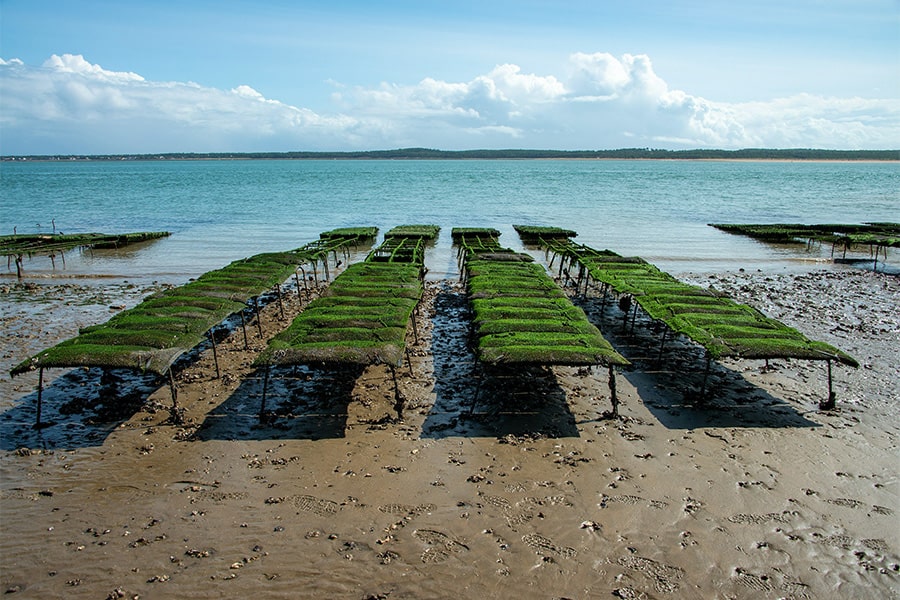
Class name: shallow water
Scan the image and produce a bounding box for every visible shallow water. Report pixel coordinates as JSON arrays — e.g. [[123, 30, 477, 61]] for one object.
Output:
[[3, 159, 898, 283]]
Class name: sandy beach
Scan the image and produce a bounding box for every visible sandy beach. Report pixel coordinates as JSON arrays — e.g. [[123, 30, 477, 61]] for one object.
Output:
[[1, 265, 898, 599]]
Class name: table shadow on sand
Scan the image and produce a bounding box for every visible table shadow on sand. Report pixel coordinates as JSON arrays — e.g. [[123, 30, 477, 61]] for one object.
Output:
[[574, 296, 822, 429], [193, 364, 365, 441], [0, 367, 163, 450], [421, 287, 580, 439]]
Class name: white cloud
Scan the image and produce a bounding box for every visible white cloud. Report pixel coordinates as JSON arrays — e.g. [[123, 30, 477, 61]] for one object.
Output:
[[1, 54, 364, 152], [42, 53, 144, 82], [568, 52, 651, 99], [0, 52, 896, 154], [231, 85, 265, 100]]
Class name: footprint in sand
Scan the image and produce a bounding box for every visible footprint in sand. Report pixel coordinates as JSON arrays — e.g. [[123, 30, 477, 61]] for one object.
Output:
[[505, 511, 534, 530], [470, 490, 577, 532], [616, 555, 684, 594], [522, 533, 577, 559], [603, 494, 644, 504], [413, 528, 469, 563], [612, 586, 650, 599], [196, 490, 248, 503], [378, 503, 437, 517], [818, 533, 855, 550], [288, 494, 340, 516], [862, 538, 891, 554], [521, 495, 574, 509], [733, 567, 774, 593], [825, 497, 864, 509], [733, 567, 811, 598], [726, 511, 792, 525], [599, 494, 670, 510], [479, 493, 513, 512]]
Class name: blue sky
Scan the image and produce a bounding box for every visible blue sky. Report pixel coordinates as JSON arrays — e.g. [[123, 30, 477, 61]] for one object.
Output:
[[1, 0, 898, 154]]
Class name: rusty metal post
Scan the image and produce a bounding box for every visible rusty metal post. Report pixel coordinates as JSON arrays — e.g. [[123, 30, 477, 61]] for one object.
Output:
[[34, 367, 44, 428], [209, 329, 220, 379]]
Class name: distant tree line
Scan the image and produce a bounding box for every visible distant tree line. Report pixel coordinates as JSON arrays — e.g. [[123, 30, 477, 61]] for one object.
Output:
[[3, 147, 898, 161]]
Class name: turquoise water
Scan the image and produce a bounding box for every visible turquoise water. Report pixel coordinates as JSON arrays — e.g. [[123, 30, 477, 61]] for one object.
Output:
[[2, 159, 898, 281]]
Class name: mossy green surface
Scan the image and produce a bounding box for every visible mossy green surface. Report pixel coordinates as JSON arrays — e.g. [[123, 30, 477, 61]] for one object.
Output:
[[534, 234, 858, 367], [710, 223, 900, 249], [384, 224, 441, 240], [513, 225, 578, 245], [319, 227, 379, 241], [258, 226, 436, 368], [456, 233, 627, 367], [10, 235, 364, 376], [451, 228, 501, 242], [1, 231, 171, 256]]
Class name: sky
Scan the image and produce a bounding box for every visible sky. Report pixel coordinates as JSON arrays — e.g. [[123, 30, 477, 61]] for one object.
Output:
[[1, 0, 898, 154]]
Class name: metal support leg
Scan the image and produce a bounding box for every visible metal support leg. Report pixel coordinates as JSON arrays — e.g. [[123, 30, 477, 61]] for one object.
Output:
[[656, 328, 668, 365], [34, 367, 44, 429], [168, 368, 178, 405], [391, 366, 404, 420], [254, 298, 263, 338], [608, 363, 618, 418], [209, 329, 220, 379], [630, 303, 639, 333], [820, 360, 836, 410], [299, 266, 310, 299], [168, 368, 182, 424], [240, 310, 249, 350], [405, 347, 414, 377], [276, 284, 285, 320]]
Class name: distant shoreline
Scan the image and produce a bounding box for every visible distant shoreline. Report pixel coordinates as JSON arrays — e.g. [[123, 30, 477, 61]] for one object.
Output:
[[2, 147, 898, 162]]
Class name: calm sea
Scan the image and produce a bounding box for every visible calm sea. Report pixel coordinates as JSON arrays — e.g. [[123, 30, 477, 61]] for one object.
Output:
[[2, 159, 898, 281]]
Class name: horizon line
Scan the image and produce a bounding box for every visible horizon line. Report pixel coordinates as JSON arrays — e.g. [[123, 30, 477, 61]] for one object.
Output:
[[2, 147, 898, 161]]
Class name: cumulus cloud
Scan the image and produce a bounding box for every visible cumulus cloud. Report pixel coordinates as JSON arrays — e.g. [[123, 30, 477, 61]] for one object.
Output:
[[42, 53, 144, 82], [333, 52, 899, 150], [0, 52, 896, 154], [567, 52, 665, 100], [0, 53, 367, 153]]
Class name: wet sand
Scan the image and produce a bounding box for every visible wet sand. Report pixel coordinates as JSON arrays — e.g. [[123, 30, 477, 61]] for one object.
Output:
[[1, 267, 898, 599]]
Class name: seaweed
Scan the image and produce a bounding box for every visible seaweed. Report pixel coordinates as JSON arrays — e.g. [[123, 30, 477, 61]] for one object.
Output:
[[512, 225, 578, 245], [0, 231, 171, 256], [257, 226, 436, 368], [456, 230, 627, 368], [319, 227, 379, 242], [384, 224, 441, 240], [10, 235, 358, 377], [1, 231, 172, 278], [526, 230, 858, 368], [709, 223, 900, 271]]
